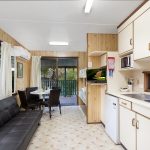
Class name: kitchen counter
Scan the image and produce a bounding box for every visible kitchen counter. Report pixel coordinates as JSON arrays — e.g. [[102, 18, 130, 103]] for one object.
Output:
[[106, 91, 150, 109]]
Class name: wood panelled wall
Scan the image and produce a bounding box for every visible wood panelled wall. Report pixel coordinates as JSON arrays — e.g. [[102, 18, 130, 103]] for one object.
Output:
[[31, 51, 87, 69], [0, 28, 30, 93]]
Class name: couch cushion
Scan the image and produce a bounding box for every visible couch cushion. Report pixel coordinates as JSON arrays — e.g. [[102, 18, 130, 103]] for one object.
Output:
[[0, 110, 42, 150], [0, 96, 19, 127], [0, 131, 28, 150], [4, 110, 42, 126]]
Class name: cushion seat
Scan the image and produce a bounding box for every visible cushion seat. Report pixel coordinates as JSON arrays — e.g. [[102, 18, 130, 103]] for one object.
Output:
[[0, 132, 28, 150], [0, 96, 42, 150]]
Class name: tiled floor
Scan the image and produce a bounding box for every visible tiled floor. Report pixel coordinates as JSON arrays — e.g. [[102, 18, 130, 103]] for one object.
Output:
[[27, 106, 123, 150]]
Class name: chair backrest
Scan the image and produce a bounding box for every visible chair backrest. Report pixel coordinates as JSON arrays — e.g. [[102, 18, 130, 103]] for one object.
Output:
[[52, 87, 61, 93], [26, 87, 38, 103], [49, 89, 61, 106], [18, 90, 28, 109], [52, 86, 61, 90]]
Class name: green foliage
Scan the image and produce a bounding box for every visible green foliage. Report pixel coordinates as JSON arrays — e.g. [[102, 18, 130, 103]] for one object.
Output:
[[66, 68, 77, 80], [41, 67, 49, 78]]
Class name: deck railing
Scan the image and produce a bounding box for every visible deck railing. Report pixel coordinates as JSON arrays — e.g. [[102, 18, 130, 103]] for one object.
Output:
[[41, 79, 77, 96]]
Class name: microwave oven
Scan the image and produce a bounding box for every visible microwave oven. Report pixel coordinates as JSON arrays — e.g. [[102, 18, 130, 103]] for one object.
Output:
[[121, 54, 133, 68]]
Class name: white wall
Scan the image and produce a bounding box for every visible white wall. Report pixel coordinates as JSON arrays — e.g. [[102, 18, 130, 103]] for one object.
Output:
[[107, 52, 127, 93], [120, 69, 150, 93]]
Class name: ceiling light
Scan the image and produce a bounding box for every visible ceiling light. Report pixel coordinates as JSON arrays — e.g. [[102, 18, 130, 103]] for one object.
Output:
[[49, 41, 69, 46], [85, 0, 94, 13]]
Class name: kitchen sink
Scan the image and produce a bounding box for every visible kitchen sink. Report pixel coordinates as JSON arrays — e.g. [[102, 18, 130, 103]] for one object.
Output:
[[123, 94, 150, 102]]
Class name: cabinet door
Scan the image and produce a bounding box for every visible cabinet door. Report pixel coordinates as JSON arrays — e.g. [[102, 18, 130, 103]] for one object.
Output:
[[137, 114, 150, 150], [87, 33, 118, 52], [87, 33, 99, 53], [120, 106, 136, 150], [134, 9, 150, 60], [118, 23, 133, 54], [87, 84, 101, 123]]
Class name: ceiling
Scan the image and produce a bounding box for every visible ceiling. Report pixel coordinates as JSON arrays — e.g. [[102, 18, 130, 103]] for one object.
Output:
[[0, 0, 143, 52]]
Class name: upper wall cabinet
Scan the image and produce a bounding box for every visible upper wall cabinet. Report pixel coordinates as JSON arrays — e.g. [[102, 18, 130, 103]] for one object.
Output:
[[87, 33, 118, 53], [134, 8, 150, 60], [118, 23, 134, 55]]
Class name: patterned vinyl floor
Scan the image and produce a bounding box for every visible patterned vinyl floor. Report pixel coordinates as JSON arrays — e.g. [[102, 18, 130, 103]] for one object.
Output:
[[27, 106, 123, 150]]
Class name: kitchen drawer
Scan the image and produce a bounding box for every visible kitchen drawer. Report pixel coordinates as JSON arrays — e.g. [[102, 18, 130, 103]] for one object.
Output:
[[132, 103, 150, 119], [119, 99, 132, 110]]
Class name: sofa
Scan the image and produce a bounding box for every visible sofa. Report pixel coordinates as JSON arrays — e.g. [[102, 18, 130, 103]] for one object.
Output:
[[0, 96, 42, 150]]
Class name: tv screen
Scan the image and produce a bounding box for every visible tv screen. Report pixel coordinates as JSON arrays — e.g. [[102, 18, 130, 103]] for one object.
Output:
[[86, 67, 107, 83]]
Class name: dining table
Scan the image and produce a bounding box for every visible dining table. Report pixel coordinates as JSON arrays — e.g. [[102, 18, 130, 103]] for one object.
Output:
[[30, 89, 51, 101], [30, 88, 59, 113]]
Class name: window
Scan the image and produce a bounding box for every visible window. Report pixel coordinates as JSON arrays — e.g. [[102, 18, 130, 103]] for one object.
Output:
[[0, 42, 1, 68], [11, 56, 16, 93], [0, 44, 16, 93], [0, 43, 1, 97], [143, 72, 150, 92]]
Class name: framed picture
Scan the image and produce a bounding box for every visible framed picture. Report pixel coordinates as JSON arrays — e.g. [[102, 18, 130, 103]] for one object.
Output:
[[17, 62, 23, 78]]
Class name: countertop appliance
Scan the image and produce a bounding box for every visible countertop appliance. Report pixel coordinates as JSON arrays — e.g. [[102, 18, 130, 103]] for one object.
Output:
[[121, 53, 133, 68], [105, 94, 120, 144]]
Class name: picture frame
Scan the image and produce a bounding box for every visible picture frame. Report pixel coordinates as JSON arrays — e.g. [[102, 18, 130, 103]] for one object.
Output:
[[17, 62, 23, 78]]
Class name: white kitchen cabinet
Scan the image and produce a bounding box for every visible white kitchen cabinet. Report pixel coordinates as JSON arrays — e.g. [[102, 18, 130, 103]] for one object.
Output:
[[120, 106, 136, 150], [137, 114, 150, 150], [134, 8, 150, 60], [120, 100, 150, 150], [118, 23, 133, 54]]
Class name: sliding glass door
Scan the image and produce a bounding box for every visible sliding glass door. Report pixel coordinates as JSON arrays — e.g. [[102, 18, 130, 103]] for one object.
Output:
[[41, 57, 77, 98]]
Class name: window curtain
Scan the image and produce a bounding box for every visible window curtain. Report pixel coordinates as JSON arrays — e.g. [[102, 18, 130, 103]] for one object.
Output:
[[0, 42, 12, 99], [30, 56, 41, 89]]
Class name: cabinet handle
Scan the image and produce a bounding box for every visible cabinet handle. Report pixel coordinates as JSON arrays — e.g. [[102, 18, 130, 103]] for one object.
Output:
[[130, 39, 133, 45], [121, 102, 127, 106], [136, 120, 139, 129], [132, 118, 136, 127], [149, 43, 150, 50]]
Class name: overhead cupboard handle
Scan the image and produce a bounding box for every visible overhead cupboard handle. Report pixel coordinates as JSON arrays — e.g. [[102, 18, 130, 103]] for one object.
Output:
[[132, 118, 136, 127], [136, 120, 139, 129], [149, 43, 150, 50], [130, 38, 133, 45]]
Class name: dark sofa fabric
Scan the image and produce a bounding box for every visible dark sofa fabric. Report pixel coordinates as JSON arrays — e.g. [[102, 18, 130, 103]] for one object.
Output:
[[0, 96, 42, 150]]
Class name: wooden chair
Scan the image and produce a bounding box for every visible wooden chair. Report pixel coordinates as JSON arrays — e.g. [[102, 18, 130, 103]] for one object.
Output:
[[18, 90, 40, 110], [26, 87, 39, 103], [18, 90, 28, 109], [43, 89, 61, 118]]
